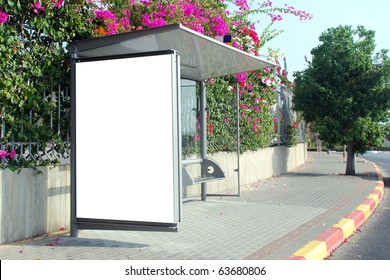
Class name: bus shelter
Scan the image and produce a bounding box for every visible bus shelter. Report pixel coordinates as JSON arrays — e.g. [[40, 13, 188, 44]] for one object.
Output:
[[69, 24, 274, 236]]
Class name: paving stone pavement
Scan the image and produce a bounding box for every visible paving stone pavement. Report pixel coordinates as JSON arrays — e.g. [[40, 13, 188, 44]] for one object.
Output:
[[0, 152, 379, 260]]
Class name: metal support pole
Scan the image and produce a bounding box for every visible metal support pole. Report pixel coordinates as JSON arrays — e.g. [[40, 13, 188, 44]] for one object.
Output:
[[236, 83, 241, 196], [200, 81, 207, 201], [70, 49, 79, 237]]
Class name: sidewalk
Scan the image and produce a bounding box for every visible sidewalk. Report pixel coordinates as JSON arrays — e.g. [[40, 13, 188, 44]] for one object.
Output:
[[0, 152, 383, 260]]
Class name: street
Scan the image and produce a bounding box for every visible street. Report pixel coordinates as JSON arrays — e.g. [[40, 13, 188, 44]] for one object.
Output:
[[330, 151, 390, 260]]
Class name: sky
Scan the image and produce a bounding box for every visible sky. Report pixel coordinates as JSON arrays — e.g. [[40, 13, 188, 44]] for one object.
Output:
[[254, 0, 390, 80]]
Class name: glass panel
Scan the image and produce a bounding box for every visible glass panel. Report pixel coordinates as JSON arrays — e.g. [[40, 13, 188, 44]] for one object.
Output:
[[207, 85, 240, 195], [181, 79, 201, 160]]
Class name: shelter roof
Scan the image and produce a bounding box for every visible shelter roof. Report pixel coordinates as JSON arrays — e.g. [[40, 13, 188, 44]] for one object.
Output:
[[69, 24, 275, 81]]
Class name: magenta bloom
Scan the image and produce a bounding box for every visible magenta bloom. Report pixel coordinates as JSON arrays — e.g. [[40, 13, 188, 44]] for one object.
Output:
[[235, 0, 250, 11], [141, 14, 167, 28], [31, 1, 45, 14], [211, 16, 229, 36], [183, 3, 195, 17], [235, 72, 247, 83], [0, 11, 9, 24], [140, 0, 151, 6], [0, 149, 16, 159], [52, 0, 64, 8], [0, 150, 7, 159], [95, 9, 116, 20], [253, 106, 261, 113], [9, 150, 16, 159], [270, 14, 282, 22]]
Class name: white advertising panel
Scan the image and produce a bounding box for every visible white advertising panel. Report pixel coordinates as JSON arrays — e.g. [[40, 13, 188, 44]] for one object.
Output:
[[75, 53, 180, 224]]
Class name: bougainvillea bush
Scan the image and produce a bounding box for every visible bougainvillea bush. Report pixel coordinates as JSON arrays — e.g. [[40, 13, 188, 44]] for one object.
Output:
[[0, 0, 311, 167]]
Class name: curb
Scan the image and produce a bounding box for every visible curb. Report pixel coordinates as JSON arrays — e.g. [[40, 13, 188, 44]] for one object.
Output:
[[288, 163, 385, 260]]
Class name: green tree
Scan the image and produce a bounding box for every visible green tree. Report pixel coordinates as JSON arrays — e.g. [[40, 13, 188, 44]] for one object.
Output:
[[294, 25, 390, 175]]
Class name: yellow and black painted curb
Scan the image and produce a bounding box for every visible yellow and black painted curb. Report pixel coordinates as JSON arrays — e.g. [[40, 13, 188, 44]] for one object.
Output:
[[288, 163, 385, 260]]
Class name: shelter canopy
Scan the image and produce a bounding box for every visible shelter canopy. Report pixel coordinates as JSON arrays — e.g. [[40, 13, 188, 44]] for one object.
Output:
[[69, 24, 275, 81]]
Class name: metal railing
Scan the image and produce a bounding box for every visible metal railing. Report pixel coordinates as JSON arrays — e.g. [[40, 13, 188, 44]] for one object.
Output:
[[1, 82, 70, 166]]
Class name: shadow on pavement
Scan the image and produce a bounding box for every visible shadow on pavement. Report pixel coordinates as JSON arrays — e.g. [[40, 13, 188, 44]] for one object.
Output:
[[21, 235, 149, 249]]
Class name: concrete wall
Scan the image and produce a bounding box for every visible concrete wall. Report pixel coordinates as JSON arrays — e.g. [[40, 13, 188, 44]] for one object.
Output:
[[184, 143, 307, 197], [0, 143, 306, 244], [0, 165, 70, 244]]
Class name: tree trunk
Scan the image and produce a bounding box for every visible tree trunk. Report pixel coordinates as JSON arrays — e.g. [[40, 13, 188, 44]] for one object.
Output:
[[343, 145, 346, 158], [346, 141, 356, 175]]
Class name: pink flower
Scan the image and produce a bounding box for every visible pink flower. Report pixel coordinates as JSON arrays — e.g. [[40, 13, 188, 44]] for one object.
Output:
[[224, 118, 230, 123], [122, 8, 131, 17], [168, 4, 177, 14], [252, 106, 261, 113], [52, 0, 64, 8], [0, 149, 16, 159], [232, 20, 243, 27], [185, 21, 204, 34], [183, 3, 195, 17], [140, 0, 151, 6], [193, 134, 200, 141], [211, 15, 229, 36], [9, 150, 16, 159], [31, 1, 45, 14], [232, 41, 243, 50], [270, 14, 282, 22], [0, 150, 7, 159], [106, 22, 118, 35], [263, 0, 273, 7], [95, 10, 116, 20], [235, 72, 247, 83], [235, 0, 250, 11], [0, 11, 9, 24], [120, 17, 130, 28], [141, 14, 167, 28]]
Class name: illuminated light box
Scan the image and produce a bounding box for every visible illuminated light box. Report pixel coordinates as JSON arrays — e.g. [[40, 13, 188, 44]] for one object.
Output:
[[72, 51, 181, 233]]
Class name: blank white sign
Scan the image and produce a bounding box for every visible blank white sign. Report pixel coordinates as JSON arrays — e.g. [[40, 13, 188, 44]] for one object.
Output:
[[75, 53, 179, 224]]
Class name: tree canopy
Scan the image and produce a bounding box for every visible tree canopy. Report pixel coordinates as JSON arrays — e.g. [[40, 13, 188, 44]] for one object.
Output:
[[294, 25, 390, 175]]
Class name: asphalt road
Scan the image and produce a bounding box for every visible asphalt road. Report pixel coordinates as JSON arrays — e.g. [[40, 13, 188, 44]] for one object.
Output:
[[330, 151, 390, 260]]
